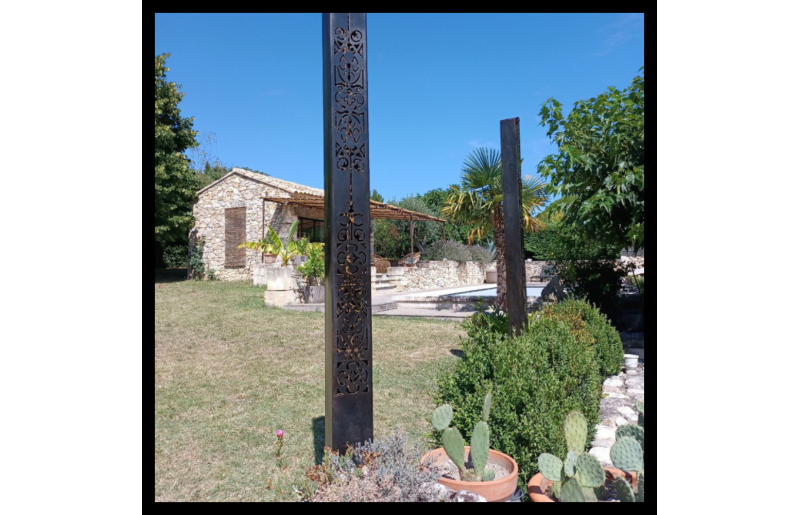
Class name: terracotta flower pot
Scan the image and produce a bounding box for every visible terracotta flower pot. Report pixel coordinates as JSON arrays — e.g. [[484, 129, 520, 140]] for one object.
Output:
[[421, 446, 519, 502], [262, 254, 277, 264], [527, 467, 637, 502]]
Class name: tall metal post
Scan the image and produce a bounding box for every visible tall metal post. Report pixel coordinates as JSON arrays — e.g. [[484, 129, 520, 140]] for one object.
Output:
[[323, 12, 373, 452], [500, 117, 526, 336]]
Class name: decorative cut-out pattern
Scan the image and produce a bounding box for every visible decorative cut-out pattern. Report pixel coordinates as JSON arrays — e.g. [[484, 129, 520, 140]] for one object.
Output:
[[332, 21, 371, 395]]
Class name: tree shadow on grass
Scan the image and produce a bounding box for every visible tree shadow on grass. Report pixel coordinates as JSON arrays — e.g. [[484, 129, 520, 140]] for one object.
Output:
[[312, 416, 325, 464], [449, 349, 463, 358], [155, 268, 188, 283]]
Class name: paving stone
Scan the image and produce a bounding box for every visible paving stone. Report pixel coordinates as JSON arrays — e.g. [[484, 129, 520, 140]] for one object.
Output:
[[615, 417, 629, 427], [595, 425, 616, 440], [617, 406, 636, 417], [604, 377, 624, 388], [589, 447, 611, 466], [604, 392, 629, 399], [591, 438, 616, 448], [627, 388, 644, 394]]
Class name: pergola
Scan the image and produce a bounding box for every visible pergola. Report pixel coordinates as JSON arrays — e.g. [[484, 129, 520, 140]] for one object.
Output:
[[262, 191, 447, 257]]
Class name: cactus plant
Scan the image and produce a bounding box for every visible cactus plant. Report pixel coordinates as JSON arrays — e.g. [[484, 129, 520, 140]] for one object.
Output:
[[610, 410, 645, 502], [537, 411, 607, 501], [430, 393, 494, 482]]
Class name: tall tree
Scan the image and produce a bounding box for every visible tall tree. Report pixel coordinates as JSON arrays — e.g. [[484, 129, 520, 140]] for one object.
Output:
[[537, 68, 644, 251], [155, 53, 198, 245], [443, 148, 548, 310]]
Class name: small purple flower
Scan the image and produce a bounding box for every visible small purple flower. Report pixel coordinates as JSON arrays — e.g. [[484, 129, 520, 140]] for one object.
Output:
[[276, 430, 284, 438]]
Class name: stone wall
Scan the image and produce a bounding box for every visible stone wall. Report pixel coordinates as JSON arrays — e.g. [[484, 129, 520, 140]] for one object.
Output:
[[192, 171, 321, 281], [388, 261, 489, 292]]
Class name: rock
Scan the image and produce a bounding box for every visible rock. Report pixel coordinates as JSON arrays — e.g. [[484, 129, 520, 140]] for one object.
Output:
[[589, 446, 611, 466], [603, 377, 624, 388], [615, 417, 629, 427], [594, 425, 616, 440], [448, 489, 487, 502], [617, 406, 636, 417], [627, 388, 644, 395], [604, 392, 628, 399], [541, 276, 565, 302]]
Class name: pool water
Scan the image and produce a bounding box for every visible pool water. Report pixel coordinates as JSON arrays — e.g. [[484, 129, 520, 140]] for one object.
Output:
[[449, 286, 544, 298]]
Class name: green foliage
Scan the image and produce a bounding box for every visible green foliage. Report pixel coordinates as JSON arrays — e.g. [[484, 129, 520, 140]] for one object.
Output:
[[442, 147, 548, 310], [616, 425, 644, 451], [431, 393, 494, 482], [188, 237, 206, 279], [614, 476, 636, 502], [532, 221, 625, 316], [462, 304, 509, 339], [610, 437, 643, 473], [542, 298, 624, 377], [538, 68, 645, 252], [431, 405, 453, 431], [536, 411, 605, 501], [564, 411, 588, 455], [468, 245, 493, 263], [162, 243, 188, 268], [636, 400, 645, 428], [441, 428, 467, 476], [195, 162, 230, 189], [155, 53, 199, 246], [523, 221, 560, 260], [370, 189, 384, 203], [425, 240, 472, 262], [420, 187, 476, 244], [436, 317, 602, 488], [297, 242, 325, 285], [239, 221, 301, 266]]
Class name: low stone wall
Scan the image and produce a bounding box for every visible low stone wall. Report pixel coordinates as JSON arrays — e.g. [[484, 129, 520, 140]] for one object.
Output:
[[525, 260, 550, 282], [388, 261, 489, 292]]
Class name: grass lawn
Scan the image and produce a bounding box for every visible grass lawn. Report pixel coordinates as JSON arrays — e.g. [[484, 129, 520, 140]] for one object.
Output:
[[155, 278, 464, 501]]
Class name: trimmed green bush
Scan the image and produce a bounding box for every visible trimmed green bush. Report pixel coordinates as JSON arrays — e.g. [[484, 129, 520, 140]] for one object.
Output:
[[435, 316, 602, 488], [542, 298, 624, 377]]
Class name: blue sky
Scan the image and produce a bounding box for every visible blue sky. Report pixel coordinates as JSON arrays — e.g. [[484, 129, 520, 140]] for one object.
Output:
[[154, 13, 644, 200]]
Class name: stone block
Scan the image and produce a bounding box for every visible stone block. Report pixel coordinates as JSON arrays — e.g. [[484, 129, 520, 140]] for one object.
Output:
[[264, 289, 297, 307], [263, 266, 298, 291]]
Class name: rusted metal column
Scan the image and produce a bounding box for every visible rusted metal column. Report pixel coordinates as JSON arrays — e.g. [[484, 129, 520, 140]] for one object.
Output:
[[500, 117, 526, 336], [323, 12, 373, 452], [410, 221, 414, 258]]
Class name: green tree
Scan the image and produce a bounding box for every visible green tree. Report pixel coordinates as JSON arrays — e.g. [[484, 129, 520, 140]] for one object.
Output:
[[421, 187, 477, 244], [537, 68, 644, 251], [155, 53, 198, 246], [370, 189, 384, 203], [195, 162, 230, 189], [443, 148, 548, 310]]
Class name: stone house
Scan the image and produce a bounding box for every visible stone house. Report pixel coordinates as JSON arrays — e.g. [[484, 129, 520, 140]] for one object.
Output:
[[191, 168, 326, 281], [191, 167, 447, 281]]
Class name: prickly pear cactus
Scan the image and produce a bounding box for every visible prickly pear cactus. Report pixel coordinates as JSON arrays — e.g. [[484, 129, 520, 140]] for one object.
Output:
[[470, 421, 490, 478], [481, 392, 492, 423], [576, 453, 605, 488], [482, 469, 495, 481], [637, 471, 644, 502], [432, 404, 453, 431], [442, 427, 466, 474], [564, 450, 577, 478], [610, 436, 644, 473], [560, 477, 586, 502], [616, 424, 644, 450], [614, 476, 636, 502], [538, 453, 564, 482], [564, 411, 588, 455]]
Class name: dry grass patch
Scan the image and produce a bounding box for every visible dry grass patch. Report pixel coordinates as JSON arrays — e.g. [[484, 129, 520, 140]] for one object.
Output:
[[155, 280, 463, 501]]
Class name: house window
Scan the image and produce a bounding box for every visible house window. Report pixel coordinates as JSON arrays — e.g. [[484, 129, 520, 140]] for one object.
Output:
[[225, 207, 247, 268], [298, 217, 324, 243]]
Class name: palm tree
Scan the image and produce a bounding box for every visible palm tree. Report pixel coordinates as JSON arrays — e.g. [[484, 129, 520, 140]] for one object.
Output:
[[442, 147, 548, 310]]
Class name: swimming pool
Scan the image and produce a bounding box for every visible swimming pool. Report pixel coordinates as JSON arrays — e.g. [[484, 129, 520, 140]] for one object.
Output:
[[448, 286, 544, 298]]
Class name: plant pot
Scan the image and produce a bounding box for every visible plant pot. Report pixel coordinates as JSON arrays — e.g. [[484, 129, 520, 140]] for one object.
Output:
[[624, 353, 640, 371], [304, 285, 325, 303], [262, 254, 277, 264], [421, 446, 518, 502], [527, 467, 637, 502]]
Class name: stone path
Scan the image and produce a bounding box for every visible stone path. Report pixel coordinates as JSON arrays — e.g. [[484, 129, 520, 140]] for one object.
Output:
[[588, 364, 645, 466]]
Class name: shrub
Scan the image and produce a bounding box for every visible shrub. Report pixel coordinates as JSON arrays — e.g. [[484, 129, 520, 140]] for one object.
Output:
[[188, 237, 206, 279], [162, 243, 188, 268], [300, 432, 446, 502], [552, 259, 625, 317], [468, 245, 493, 263], [435, 316, 602, 488], [426, 240, 472, 262], [540, 298, 624, 377]]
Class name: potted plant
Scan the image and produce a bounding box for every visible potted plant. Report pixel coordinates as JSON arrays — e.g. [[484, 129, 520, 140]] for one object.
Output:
[[297, 242, 325, 303], [528, 404, 644, 502], [421, 394, 519, 502], [239, 220, 302, 267]]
